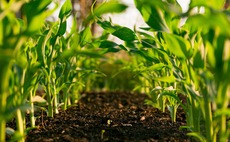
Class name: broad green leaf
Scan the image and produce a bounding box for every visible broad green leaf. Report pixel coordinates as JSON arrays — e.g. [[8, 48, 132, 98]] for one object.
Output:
[[214, 35, 226, 73], [99, 40, 118, 48], [59, 0, 72, 20], [79, 27, 92, 47], [23, 0, 53, 33], [112, 27, 136, 42], [99, 40, 120, 53], [206, 42, 215, 68], [153, 75, 176, 83], [97, 20, 117, 33], [94, 0, 127, 16], [118, 44, 129, 51], [188, 66, 199, 90], [190, 0, 225, 9], [60, 49, 103, 59], [97, 20, 136, 41], [214, 108, 230, 118], [139, 63, 165, 72], [193, 50, 204, 68], [135, 50, 160, 63], [85, 0, 127, 23], [134, 0, 169, 32], [163, 33, 191, 59], [187, 132, 206, 142], [57, 20, 67, 36], [186, 13, 230, 36]]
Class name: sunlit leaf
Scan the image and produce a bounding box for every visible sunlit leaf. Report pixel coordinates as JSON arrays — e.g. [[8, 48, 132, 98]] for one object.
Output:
[[94, 0, 127, 16], [153, 75, 176, 83], [190, 0, 225, 9], [57, 20, 67, 36], [163, 33, 191, 59], [134, 0, 169, 32], [112, 27, 136, 42], [85, 0, 127, 23], [59, 0, 72, 20], [193, 50, 204, 68], [23, 0, 53, 33], [99, 40, 118, 48], [79, 27, 92, 47], [187, 132, 206, 142]]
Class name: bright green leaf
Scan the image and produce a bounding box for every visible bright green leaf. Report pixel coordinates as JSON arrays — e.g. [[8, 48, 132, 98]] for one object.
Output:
[[163, 33, 191, 59], [112, 27, 136, 42], [193, 50, 204, 68], [57, 20, 67, 36], [134, 0, 169, 32], [153, 75, 176, 83], [59, 0, 72, 20]]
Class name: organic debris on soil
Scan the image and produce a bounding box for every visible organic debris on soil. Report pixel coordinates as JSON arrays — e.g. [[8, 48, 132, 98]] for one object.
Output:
[[24, 92, 189, 141]]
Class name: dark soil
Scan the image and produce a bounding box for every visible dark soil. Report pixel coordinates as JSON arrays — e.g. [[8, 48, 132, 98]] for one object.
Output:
[[16, 92, 190, 141]]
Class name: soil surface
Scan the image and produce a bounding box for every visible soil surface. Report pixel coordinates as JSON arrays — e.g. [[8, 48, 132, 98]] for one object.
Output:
[[13, 92, 190, 141]]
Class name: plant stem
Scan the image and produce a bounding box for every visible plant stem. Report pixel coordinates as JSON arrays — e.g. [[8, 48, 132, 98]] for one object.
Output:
[[47, 83, 53, 117], [16, 109, 25, 142], [203, 93, 214, 142], [0, 61, 12, 142], [217, 83, 228, 142], [29, 90, 35, 127]]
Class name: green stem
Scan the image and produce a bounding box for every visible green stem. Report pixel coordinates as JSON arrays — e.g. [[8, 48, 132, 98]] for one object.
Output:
[[0, 62, 12, 142], [29, 90, 35, 127], [47, 83, 53, 117], [63, 89, 68, 110], [53, 85, 59, 114], [217, 83, 228, 142], [16, 109, 25, 142], [203, 93, 214, 142], [0, 120, 6, 142]]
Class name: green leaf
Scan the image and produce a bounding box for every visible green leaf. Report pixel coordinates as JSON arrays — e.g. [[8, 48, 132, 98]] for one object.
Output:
[[79, 27, 92, 47], [134, 0, 169, 32], [97, 20, 136, 42], [60, 49, 103, 59], [57, 20, 67, 36], [99, 40, 120, 53], [112, 27, 136, 42], [187, 132, 206, 142], [214, 108, 230, 118], [163, 33, 191, 59], [190, 0, 225, 10], [193, 50, 204, 68], [148, 63, 166, 71], [85, 0, 127, 23], [153, 75, 176, 83], [23, 0, 53, 33], [99, 40, 118, 48], [97, 20, 117, 33], [59, 0, 72, 20], [94, 0, 127, 16]]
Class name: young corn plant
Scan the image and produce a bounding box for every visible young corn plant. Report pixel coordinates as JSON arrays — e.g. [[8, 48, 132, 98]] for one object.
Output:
[[0, 0, 128, 141], [132, 0, 230, 141], [0, 0, 53, 141], [97, 0, 230, 141]]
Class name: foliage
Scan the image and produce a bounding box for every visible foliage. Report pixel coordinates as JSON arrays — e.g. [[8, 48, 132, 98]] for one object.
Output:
[[1, 0, 230, 142]]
